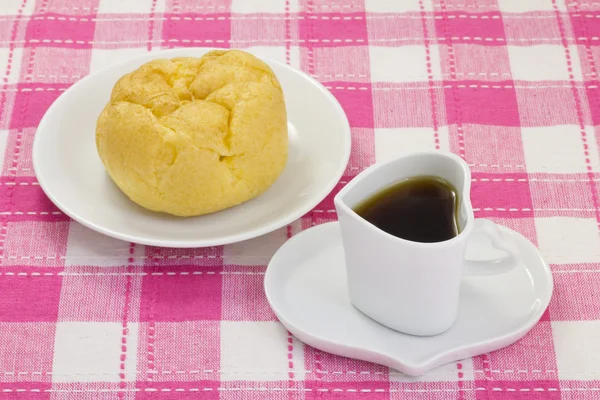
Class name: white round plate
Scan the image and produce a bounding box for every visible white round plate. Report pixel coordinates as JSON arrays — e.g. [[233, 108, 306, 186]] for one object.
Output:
[[265, 222, 553, 377], [32, 48, 351, 248]]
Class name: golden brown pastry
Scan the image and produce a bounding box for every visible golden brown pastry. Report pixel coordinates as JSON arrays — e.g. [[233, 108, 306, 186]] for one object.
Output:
[[95, 50, 288, 217]]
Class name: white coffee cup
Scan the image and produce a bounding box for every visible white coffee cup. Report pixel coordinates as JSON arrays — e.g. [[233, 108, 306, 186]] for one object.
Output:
[[334, 151, 519, 336]]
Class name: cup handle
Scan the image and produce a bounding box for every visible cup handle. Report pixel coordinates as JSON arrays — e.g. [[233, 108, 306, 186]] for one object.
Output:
[[463, 218, 520, 276]]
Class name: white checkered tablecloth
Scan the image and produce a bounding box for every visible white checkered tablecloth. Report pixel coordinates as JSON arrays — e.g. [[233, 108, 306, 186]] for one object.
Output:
[[1, 0, 600, 398]]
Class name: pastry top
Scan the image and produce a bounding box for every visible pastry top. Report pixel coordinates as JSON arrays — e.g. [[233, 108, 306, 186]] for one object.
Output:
[[95, 50, 288, 217]]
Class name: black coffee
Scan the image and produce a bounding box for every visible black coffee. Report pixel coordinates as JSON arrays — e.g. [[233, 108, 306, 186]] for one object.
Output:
[[353, 176, 459, 243]]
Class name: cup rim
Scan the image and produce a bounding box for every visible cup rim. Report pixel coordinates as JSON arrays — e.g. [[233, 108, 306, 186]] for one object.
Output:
[[334, 150, 475, 247]]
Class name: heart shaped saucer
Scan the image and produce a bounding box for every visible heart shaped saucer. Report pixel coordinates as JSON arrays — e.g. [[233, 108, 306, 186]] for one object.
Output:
[[264, 221, 553, 376]]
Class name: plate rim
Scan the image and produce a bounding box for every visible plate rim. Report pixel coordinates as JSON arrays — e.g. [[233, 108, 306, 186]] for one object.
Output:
[[32, 48, 352, 248], [264, 221, 554, 376]]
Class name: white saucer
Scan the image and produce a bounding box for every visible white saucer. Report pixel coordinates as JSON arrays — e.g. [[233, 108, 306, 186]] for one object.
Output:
[[32, 48, 351, 248], [265, 221, 553, 377]]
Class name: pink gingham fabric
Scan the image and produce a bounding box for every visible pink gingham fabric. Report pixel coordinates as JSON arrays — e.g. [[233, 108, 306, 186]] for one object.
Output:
[[1, 0, 600, 398]]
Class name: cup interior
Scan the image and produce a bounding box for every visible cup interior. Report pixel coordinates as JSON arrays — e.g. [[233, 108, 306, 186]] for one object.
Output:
[[336, 152, 473, 235]]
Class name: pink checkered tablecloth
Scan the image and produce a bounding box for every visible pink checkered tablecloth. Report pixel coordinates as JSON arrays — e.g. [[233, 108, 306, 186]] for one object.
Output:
[[1, 0, 600, 398]]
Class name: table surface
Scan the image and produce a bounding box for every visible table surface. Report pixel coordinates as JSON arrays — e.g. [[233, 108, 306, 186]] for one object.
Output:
[[1, 0, 600, 398]]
